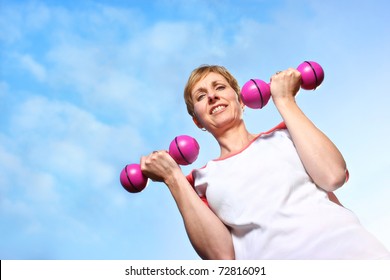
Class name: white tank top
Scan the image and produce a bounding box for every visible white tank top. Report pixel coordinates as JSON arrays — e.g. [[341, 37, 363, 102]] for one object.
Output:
[[190, 124, 390, 259]]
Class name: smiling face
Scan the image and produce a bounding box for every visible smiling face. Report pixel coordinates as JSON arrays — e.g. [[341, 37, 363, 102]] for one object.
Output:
[[191, 72, 244, 135]]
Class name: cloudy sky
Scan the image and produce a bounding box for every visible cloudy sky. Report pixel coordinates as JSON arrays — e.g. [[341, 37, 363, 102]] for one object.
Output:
[[1, 0, 389, 260]]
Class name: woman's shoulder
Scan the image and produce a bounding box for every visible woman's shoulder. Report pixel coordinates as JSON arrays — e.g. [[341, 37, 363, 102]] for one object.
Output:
[[256, 122, 287, 137], [252, 122, 288, 141]]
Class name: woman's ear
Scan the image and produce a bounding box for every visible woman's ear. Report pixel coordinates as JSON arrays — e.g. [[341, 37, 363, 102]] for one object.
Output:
[[192, 114, 204, 129], [239, 98, 245, 111], [237, 91, 245, 110]]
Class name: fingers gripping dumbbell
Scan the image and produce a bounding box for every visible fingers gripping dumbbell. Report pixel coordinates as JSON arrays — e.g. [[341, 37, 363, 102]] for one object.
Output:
[[240, 61, 325, 109], [119, 135, 200, 193]]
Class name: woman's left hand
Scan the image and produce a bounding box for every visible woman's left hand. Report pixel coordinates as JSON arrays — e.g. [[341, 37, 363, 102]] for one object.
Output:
[[269, 68, 301, 105]]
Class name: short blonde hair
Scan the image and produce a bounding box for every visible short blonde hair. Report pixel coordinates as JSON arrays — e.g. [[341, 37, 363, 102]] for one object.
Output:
[[183, 65, 241, 117]]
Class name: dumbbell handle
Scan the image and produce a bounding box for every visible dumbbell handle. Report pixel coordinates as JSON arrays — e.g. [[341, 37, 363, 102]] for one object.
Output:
[[241, 61, 325, 109]]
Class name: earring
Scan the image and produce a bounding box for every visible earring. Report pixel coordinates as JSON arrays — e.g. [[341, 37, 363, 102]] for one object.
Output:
[[201, 128, 207, 132]]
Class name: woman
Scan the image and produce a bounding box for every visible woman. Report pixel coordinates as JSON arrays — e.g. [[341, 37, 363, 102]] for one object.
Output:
[[140, 65, 390, 260]]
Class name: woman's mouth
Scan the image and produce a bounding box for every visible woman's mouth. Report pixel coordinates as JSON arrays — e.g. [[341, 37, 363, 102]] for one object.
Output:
[[210, 105, 227, 115]]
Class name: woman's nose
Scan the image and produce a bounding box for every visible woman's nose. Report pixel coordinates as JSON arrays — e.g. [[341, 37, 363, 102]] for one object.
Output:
[[207, 90, 219, 103]]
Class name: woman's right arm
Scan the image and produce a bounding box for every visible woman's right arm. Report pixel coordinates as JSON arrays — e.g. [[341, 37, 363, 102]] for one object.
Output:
[[165, 171, 235, 260], [140, 151, 235, 260]]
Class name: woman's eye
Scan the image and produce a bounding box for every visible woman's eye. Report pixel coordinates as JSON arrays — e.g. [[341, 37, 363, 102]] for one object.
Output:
[[216, 85, 226, 91], [197, 94, 206, 101]]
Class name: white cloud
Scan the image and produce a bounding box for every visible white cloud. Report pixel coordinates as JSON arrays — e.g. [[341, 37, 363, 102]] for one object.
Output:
[[4, 93, 145, 200], [0, 145, 21, 191], [17, 53, 47, 82], [0, 91, 150, 257], [0, 143, 60, 234], [1, 0, 389, 259], [10, 94, 145, 169]]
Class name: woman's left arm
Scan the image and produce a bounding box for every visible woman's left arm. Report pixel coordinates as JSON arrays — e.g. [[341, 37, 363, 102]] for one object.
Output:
[[271, 68, 347, 192]]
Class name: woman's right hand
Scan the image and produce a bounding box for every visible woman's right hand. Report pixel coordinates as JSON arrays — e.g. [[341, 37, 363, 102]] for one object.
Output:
[[140, 150, 181, 184]]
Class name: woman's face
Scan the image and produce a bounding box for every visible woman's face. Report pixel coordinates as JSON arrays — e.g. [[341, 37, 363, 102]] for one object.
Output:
[[191, 72, 244, 134]]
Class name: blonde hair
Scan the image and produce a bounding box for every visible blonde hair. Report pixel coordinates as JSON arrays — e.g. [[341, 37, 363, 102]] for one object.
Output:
[[183, 65, 241, 117]]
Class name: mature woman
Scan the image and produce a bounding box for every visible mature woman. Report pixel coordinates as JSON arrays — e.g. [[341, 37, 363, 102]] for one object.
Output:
[[140, 65, 389, 260]]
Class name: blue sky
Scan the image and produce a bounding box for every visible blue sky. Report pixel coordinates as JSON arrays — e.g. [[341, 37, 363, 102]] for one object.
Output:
[[0, 0, 389, 260]]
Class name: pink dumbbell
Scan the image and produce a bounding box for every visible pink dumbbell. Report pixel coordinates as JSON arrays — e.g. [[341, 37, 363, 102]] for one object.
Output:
[[119, 135, 200, 193], [240, 61, 325, 109]]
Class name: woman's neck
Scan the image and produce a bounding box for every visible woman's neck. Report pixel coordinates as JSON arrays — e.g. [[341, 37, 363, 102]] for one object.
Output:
[[213, 122, 257, 159]]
